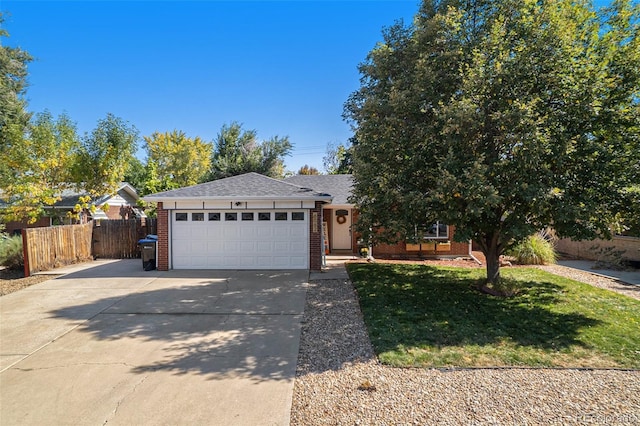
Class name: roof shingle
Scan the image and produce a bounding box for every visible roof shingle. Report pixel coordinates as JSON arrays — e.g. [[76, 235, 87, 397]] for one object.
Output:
[[284, 174, 353, 205], [145, 172, 332, 201]]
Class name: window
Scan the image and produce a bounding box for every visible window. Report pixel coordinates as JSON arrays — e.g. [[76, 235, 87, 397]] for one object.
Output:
[[192, 213, 204, 221], [242, 212, 254, 221], [176, 213, 188, 221], [420, 221, 448, 239], [258, 212, 271, 221], [275, 212, 287, 221], [292, 212, 304, 221], [225, 212, 237, 221], [208, 212, 221, 221]]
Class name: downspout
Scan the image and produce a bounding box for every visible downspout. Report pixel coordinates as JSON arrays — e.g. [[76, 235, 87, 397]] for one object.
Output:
[[468, 240, 482, 265]]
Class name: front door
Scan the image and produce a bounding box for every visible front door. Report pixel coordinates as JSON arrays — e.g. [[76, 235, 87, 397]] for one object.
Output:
[[331, 210, 352, 250]]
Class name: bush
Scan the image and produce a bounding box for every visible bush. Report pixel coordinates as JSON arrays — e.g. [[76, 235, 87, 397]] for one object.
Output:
[[0, 235, 24, 270], [507, 233, 556, 265]]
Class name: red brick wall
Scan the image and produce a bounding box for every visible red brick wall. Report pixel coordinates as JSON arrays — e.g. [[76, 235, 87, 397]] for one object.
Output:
[[371, 226, 471, 259], [156, 202, 169, 271], [4, 217, 51, 235], [309, 202, 323, 271], [100, 204, 136, 220]]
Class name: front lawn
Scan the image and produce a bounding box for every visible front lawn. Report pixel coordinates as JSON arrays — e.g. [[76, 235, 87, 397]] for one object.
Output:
[[347, 263, 640, 368]]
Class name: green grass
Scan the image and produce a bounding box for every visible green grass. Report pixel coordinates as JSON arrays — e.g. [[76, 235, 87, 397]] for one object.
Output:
[[347, 263, 640, 368]]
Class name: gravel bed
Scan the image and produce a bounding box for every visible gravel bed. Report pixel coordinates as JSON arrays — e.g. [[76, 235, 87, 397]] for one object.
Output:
[[291, 276, 640, 425], [0, 269, 59, 296]]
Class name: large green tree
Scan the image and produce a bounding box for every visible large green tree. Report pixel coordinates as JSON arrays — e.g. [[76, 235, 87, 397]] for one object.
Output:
[[73, 113, 138, 197], [345, 0, 639, 289], [0, 14, 33, 198], [144, 130, 211, 188], [208, 122, 292, 180]]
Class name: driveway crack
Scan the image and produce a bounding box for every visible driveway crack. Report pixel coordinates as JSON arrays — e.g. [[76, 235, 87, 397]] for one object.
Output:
[[103, 373, 151, 425]]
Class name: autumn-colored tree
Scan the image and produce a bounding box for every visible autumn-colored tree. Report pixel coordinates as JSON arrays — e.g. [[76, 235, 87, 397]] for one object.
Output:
[[144, 130, 211, 188], [1, 111, 80, 222], [297, 164, 320, 175]]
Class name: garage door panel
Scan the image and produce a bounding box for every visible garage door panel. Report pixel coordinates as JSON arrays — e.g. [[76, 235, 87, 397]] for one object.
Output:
[[172, 210, 309, 269], [223, 240, 240, 252], [240, 227, 257, 238], [256, 227, 272, 238], [207, 228, 223, 238], [290, 241, 306, 252], [240, 241, 256, 252], [290, 226, 306, 237]]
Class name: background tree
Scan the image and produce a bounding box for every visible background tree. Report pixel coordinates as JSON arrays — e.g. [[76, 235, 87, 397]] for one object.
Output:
[[144, 130, 211, 188], [1, 111, 80, 222], [323, 141, 353, 174], [0, 14, 32, 139], [0, 14, 33, 204], [345, 0, 639, 290], [208, 122, 292, 180], [72, 113, 138, 197], [297, 164, 320, 175]]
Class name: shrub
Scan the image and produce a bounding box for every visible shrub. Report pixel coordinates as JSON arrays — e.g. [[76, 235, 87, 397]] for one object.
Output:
[[0, 235, 24, 270], [507, 233, 556, 265]]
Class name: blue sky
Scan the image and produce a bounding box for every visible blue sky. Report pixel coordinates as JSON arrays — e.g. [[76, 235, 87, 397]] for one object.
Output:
[[2, 0, 419, 173]]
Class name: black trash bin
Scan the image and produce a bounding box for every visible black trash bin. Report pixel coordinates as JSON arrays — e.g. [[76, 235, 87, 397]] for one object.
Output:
[[138, 236, 157, 271]]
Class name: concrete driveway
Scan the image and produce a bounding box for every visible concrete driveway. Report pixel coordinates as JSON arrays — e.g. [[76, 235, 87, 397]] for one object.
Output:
[[0, 260, 308, 425]]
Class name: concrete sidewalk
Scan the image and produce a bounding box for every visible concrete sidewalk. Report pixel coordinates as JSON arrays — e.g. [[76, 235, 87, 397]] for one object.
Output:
[[557, 260, 640, 286], [1, 260, 308, 425]]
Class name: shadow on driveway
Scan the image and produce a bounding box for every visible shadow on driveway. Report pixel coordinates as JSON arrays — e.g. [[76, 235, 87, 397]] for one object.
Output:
[[1, 260, 308, 425]]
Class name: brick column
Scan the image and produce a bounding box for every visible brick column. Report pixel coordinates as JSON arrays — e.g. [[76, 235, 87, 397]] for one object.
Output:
[[156, 202, 169, 271], [309, 201, 323, 271]]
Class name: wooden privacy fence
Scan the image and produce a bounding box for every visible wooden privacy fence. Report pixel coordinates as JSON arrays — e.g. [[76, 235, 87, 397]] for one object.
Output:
[[22, 219, 157, 276], [22, 222, 93, 276], [92, 219, 156, 259]]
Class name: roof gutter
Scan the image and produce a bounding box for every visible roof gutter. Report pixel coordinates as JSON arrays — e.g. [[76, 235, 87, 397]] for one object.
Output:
[[143, 195, 333, 203]]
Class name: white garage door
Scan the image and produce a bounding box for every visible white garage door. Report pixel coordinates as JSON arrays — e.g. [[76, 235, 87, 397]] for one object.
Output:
[[171, 210, 309, 269]]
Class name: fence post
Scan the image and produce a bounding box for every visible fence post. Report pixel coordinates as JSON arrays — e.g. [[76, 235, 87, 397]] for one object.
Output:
[[21, 228, 30, 278]]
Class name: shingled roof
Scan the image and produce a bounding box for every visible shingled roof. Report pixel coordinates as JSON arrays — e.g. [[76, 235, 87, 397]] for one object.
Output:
[[144, 172, 333, 201], [284, 174, 353, 205]]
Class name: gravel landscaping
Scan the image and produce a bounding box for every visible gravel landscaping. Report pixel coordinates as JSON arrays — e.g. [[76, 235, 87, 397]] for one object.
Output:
[[291, 265, 640, 425], [0, 268, 59, 296]]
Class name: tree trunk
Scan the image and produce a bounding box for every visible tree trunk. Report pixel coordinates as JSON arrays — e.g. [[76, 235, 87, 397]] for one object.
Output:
[[479, 232, 502, 288], [485, 247, 501, 285]]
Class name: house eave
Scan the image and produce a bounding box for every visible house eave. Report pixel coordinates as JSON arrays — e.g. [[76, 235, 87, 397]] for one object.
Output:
[[143, 195, 333, 204]]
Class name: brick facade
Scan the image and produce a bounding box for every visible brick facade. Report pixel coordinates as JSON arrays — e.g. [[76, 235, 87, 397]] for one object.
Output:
[[309, 202, 323, 271], [323, 207, 471, 259], [4, 217, 51, 236], [372, 238, 470, 258], [156, 202, 169, 271]]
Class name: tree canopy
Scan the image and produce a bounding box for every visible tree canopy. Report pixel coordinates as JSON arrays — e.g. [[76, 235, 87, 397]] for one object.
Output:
[[297, 164, 320, 175], [323, 141, 353, 174], [1, 111, 79, 222], [144, 130, 211, 188], [72, 113, 138, 197], [208, 122, 292, 180], [345, 0, 640, 288]]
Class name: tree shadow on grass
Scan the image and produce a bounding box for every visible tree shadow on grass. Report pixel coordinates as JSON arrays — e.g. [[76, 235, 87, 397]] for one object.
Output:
[[348, 264, 602, 356]]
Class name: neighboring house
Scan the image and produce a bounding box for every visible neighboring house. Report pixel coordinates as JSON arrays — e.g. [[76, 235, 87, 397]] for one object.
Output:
[[284, 174, 471, 259], [144, 172, 471, 272], [2, 183, 145, 235]]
